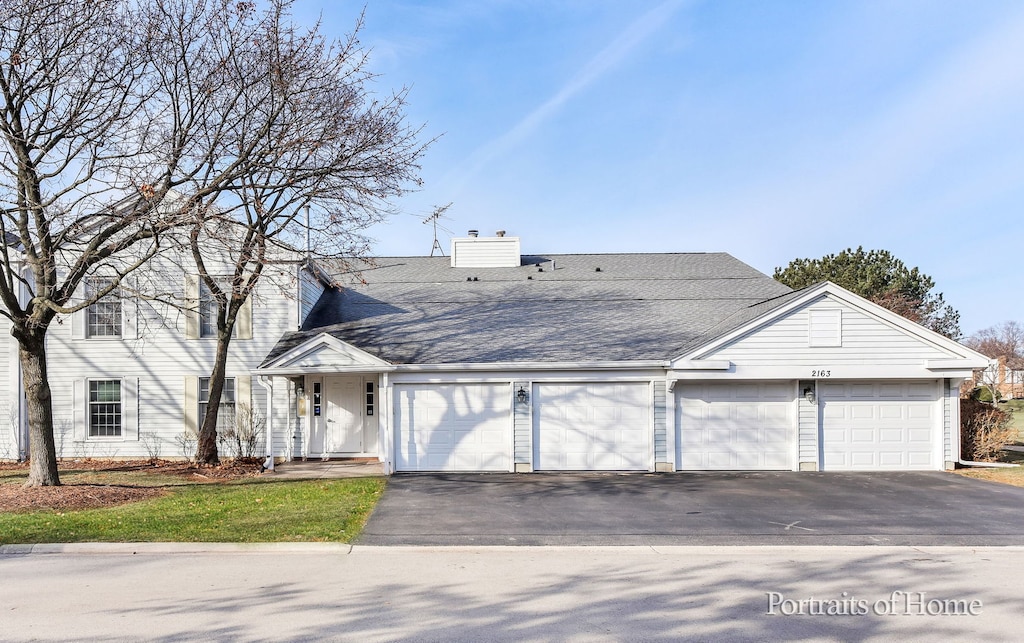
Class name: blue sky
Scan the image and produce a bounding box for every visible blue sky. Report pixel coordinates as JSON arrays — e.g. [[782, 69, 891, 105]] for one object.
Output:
[[299, 0, 1024, 337]]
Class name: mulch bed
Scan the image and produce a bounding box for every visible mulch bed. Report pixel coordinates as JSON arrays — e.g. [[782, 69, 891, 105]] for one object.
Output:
[[0, 459, 263, 513]]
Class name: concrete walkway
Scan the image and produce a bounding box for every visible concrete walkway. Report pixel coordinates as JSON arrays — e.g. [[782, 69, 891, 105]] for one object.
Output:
[[262, 459, 384, 479]]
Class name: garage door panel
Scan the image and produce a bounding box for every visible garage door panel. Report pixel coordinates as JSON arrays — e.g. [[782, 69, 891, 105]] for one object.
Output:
[[677, 383, 796, 471], [534, 382, 650, 471], [819, 381, 939, 471], [395, 384, 511, 472]]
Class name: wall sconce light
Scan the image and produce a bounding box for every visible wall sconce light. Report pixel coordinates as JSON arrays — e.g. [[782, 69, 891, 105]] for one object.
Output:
[[803, 387, 815, 404], [296, 386, 305, 398], [516, 386, 529, 404]]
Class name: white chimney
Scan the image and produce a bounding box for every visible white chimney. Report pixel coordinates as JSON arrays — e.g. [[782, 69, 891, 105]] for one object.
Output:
[[450, 231, 521, 268]]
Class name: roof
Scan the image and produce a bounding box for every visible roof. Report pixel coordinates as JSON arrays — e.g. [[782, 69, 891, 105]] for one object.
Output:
[[261, 252, 793, 366]]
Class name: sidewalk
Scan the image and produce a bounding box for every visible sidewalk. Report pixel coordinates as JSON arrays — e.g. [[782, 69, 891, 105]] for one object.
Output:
[[261, 459, 385, 479]]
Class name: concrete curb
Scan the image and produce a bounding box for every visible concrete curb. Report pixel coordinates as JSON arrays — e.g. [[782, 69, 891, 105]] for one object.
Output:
[[4, 543, 1024, 555], [0, 542, 353, 555]]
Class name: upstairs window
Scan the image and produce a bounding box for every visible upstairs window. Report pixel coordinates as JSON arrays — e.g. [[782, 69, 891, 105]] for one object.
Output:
[[199, 280, 218, 338], [86, 278, 122, 338]]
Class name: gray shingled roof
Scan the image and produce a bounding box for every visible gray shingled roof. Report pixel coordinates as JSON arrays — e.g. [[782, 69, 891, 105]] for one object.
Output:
[[260, 253, 793, 366]]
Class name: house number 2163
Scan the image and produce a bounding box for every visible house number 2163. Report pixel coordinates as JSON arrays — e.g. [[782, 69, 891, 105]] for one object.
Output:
[[811, 370, 831, 378]]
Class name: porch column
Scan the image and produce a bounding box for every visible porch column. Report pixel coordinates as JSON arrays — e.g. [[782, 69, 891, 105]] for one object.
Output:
[[260, 375, 275, 471]]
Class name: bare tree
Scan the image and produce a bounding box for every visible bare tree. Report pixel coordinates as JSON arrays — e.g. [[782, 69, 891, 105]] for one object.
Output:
[[0, 0, 188, 486], [0, 0, 423, 483], [965, 321, 1024, 400], [175, 2, 427, 464]]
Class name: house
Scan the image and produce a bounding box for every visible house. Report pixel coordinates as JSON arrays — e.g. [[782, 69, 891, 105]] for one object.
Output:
[[0, 232, 988, 472], [969, 356, 1024, 400]]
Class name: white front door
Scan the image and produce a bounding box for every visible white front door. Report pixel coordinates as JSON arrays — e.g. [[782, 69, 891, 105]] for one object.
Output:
[[309, 377, 363, 456], [533, 382, 650, 471]]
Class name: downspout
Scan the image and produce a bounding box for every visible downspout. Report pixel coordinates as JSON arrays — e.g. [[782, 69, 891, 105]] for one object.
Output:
[[260, 375, 274, 471]]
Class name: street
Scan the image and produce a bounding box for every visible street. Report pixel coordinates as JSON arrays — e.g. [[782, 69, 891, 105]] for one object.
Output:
[[2, 544, 1021, 641]]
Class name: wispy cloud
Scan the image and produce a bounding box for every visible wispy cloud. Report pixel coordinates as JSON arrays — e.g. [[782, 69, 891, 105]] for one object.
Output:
[[443, 0, 689, 191]]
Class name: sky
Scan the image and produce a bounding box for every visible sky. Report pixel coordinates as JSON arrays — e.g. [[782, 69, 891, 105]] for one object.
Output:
[[296, 0, 1024, 337]]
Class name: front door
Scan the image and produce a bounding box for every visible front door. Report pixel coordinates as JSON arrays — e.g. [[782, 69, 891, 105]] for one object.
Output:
[[309, 377, 363, 456]]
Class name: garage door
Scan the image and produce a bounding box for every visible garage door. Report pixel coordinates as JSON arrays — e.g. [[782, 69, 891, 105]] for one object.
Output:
[[819, 381, 938, 471], [394, 383, 511, 472], [534, 383, 650, 470], [677, 382, 795, 470]]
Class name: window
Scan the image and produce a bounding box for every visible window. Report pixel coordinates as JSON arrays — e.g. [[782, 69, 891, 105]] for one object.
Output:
[[313, 381, 322, 417], [86, 278, 121, 338], [89, 380, 122, 437], [199, 280, 218, 338], [365, 382, 374, 416], [199, 377, 235, 432]]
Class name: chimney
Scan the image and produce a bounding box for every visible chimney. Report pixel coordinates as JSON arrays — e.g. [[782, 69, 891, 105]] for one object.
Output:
[[467, 229, 479, 237]]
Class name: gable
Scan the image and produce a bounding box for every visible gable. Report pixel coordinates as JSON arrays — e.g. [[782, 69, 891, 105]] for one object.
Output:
[[693, 294, 959, 365], [258, 333, 391, 374], [668, 280, 991, 384]]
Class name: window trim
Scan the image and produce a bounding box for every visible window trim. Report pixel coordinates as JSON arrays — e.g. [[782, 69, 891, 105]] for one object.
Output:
[[85, 277, 123, 339], [87, 378, 123, 439], [198, 376, 237, 432]]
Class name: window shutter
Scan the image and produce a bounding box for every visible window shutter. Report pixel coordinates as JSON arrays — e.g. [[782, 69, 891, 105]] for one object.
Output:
[[236, 295, 253, 340], [73, 379, 86, 441], [184, 375, 198, 434], [237, 375, 252, 408], [71, 283, 85, 340], [122, 282, 139, 340], [123, 377, 139, 441], [184, 275, 199, 339]]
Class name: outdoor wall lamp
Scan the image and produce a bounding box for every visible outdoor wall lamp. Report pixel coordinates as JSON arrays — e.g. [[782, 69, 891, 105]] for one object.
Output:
[[803, 387, 815, 404], [516, 386, 529, 404]]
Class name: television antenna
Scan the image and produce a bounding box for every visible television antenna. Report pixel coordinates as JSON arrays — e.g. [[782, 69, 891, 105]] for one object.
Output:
[[423, 203, 453, 256]]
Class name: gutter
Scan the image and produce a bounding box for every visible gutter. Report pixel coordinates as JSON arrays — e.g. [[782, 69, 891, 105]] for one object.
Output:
[[957, 459, 1019, 468]]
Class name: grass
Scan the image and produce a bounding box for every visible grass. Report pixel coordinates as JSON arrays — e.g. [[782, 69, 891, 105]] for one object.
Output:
[[955, 446, 1024, 488], [997, 399, 1024, 442], [0, 477, 386, 544]]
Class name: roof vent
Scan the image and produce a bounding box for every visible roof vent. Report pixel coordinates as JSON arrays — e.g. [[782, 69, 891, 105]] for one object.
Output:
[[495, 230, 505, 237], [467, 229, 479, 237]]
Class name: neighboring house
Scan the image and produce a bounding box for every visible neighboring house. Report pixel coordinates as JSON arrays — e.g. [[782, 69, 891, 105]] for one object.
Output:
[[0, 232, 989, 473], [969, 356, 1024, 400]]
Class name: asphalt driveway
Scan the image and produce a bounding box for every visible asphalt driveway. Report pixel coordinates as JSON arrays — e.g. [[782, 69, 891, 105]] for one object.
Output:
[[358, 471, 1024, 546]]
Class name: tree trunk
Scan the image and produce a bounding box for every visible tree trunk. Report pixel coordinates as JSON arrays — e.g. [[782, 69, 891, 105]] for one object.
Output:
[[21, 334, 60, 487], [194, 322, 235, 465]]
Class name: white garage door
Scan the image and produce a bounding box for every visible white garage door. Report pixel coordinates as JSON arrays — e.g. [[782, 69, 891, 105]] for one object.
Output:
[[677, 382, 795, 470], [819, 381, 938, 471], [534, 383, 650, 470], [394, 383, 511, 472]]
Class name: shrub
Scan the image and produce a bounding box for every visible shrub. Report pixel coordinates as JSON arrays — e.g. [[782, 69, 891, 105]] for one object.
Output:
[[961, 399, 1015, 461]]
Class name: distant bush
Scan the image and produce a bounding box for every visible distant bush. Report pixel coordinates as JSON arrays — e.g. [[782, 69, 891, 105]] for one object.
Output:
[[973, 386, 995, 403], [961, 399, 1014, 461]]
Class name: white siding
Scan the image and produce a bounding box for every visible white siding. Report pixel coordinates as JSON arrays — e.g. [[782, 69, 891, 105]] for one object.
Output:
[[513, 380, 531, 466], [653, 380, 667, 463], [0, 315, 15, 460], [797, 379, 817, 467], [36, 251, 296, 460], [298, 268, 325, 327], [703, 296, 952, 365]]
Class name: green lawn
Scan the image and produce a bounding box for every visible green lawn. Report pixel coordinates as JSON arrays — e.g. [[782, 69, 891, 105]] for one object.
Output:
[[0, 477, 386, 544], [998, 399, 1024, 443]]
